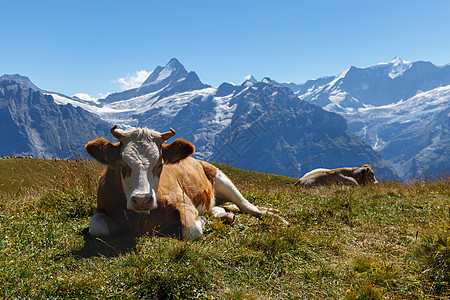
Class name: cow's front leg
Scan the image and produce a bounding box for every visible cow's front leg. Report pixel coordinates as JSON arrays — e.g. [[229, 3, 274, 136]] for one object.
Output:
[[178, 203, 205, 240], [222, 204, 281, 214], [338, 175, 358, 186], [89, 212, 121, 237], [209, 206, 235, 224]]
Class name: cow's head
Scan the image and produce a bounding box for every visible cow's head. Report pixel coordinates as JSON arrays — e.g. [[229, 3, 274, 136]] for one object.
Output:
[[86, 125, 194, 213], [355, 164, 378, 185]]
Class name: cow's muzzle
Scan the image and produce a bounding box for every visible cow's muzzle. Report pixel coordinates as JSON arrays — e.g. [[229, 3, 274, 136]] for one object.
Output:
[[129, 194, 157, 212]]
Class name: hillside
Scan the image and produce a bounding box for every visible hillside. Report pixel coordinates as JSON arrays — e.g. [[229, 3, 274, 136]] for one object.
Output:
[[0, 158, 449, 299]]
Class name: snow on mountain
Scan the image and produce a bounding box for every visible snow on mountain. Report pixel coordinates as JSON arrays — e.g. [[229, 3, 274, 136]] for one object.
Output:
[[361, 57, 413, 79], [47, 58, 212, 128], [50, 93, 100, 109], [285, 58, 450, 179], [348, 85, 449, 147], [357, 86, 449, 127], [46, 59, 235, 143], [207, 79, 394, 178], [151, 59, 181, 83], [294, 58, 450, 106], [72, 93, 98, 102], [244, 75, 258, 83], [373, 57, 413, 79], [102, 58, 210, 104], [141, 58, 185, 86]]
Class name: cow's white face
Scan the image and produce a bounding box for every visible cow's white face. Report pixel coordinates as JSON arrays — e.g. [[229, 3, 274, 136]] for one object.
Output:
[[119, 129, 164, 213], [85, 125, 195, 214]]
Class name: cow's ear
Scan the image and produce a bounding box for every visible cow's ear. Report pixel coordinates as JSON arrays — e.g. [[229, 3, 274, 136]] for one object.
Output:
[[361, 165, 373, 175], [162, 139, 195, 164], [85, 138, 121, 165]]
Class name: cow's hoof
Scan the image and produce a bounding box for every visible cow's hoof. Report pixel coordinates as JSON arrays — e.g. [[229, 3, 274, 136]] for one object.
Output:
[[221, 212, 235, 224]]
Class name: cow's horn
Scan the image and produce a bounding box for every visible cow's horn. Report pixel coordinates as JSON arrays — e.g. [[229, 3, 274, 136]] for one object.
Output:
[[110, 125, 124, 141], [161, 128, 176, 141]]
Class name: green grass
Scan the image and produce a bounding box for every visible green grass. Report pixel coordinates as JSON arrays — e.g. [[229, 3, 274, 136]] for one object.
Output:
[[0, 158, 449, 299]]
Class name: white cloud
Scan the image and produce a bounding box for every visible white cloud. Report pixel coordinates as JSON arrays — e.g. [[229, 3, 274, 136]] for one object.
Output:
[[72, 93, 97, 102], [113, 70, 152, 90], [97, 92, 111, 99]]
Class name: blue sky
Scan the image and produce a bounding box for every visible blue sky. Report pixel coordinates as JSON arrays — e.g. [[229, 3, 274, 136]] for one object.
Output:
[[1, 0, 450, 98]]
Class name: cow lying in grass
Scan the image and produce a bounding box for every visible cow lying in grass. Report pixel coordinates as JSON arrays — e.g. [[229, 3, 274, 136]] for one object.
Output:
[[294, 165, 378, 188], [85, 125, 288, 240]]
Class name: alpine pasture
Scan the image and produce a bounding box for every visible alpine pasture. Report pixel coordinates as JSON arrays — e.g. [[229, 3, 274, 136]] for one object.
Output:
[[0, 158, 449, 299]]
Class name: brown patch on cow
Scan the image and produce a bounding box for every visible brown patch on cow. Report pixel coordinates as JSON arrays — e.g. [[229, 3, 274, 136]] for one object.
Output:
[[85, 138, 121, 166], [162, 139, 195, 164], [159, 158, 215, 212], [199, 160, 218, 183], [95, 166, 126, 216]]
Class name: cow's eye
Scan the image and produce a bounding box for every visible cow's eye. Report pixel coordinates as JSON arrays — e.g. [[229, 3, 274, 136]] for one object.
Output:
[[120, 164, 130, 177]]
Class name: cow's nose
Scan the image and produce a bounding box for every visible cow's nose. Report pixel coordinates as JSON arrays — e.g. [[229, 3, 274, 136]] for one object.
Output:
[[131, 194, 155, 211]]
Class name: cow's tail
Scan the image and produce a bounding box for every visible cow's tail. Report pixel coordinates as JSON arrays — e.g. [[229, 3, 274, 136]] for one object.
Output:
[[214, 169, 289, 225]]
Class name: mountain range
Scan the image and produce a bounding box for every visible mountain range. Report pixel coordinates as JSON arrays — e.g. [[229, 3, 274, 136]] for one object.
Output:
[[41, 59, 394, 178], [2, 57, 448, 180], [284, 57, 450, 179]]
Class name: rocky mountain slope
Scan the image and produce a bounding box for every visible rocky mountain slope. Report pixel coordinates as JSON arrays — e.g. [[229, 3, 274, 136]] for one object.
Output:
[[0, 75, 111, 158]]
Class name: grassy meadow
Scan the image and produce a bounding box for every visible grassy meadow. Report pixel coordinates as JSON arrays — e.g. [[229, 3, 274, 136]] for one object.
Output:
[[0, 157, 449, 299]]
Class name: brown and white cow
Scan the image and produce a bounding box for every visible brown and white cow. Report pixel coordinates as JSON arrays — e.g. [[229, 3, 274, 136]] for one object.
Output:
[[86, 125, 287, 240], [294, 165, 378, 188]]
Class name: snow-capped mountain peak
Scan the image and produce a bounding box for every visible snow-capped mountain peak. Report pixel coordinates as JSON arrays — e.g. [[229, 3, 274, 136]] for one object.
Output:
[[101, 58, 210, 103], [389, 56, 410, 65], [368, 57, 412, 79], [244, 75, 258, 83], [166, 57, 185, 69], [141, 58, 188, 86], [387, 57, 412, 79], [261, 77, 275, 84]]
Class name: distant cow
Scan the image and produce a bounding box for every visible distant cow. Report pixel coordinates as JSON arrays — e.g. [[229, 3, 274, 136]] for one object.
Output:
[[85, 125, 287, 240], [294, 165, 378, 188]]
